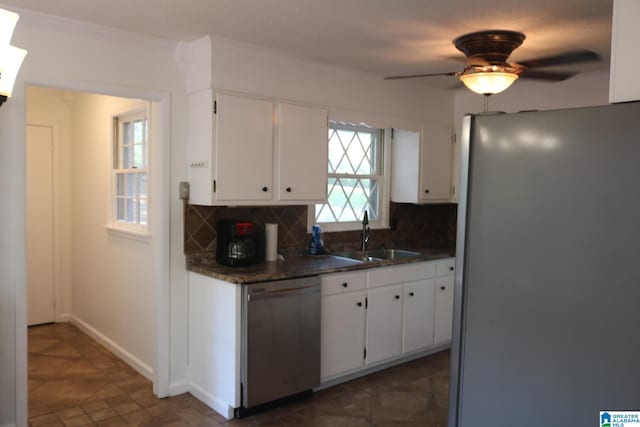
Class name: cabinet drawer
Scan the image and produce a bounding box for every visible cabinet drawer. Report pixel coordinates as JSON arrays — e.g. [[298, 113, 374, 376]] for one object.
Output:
[[368, 262, 436, 288], [435, 258, 455, 277], [321, 271, 366, 296]]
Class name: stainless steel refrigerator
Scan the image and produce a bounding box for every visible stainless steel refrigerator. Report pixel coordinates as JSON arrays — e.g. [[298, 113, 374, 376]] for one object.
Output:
[[450, 102, 640, 427]]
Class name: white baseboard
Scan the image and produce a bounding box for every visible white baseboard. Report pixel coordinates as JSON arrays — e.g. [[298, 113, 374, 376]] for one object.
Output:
[[188, 382, 234, 420], [70, 314, 154, 381], [169, 380, 189, 396]]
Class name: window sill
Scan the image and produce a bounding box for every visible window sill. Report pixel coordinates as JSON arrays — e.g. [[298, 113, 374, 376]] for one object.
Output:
[[105, 224, 151, 243], [310, 221, 390, 234]]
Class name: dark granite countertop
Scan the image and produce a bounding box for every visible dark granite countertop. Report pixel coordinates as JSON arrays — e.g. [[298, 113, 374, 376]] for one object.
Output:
[[186, 248, 455, 284]]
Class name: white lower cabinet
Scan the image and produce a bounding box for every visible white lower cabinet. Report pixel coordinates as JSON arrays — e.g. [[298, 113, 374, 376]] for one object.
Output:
[[366, 284, 404, 364], [321, 257, 455, 383], [321, 291, 366, 380], [320, 271, 367, 381], [434, 276, 454, 344], [403, 279, 436, 353]]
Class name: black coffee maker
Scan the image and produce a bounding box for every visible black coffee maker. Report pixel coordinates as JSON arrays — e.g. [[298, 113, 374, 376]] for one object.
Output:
[[216, 220, 261, 266]]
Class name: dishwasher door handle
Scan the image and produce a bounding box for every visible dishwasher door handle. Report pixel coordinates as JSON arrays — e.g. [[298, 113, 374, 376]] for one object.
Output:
[[247, 284, 320, 301]]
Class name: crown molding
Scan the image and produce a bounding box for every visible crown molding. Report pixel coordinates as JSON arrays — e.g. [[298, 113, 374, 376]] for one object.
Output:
[[3, 4, 179, 51]]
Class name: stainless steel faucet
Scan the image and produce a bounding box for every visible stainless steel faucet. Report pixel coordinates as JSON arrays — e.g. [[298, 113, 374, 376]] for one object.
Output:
[[361, 210, 370, 251]]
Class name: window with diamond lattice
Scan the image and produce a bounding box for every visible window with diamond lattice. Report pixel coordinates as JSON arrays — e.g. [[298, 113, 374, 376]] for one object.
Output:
[[314, 123, 386, 230]]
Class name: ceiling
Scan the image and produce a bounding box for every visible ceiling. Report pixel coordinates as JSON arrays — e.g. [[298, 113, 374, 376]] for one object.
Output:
[[2, 0, 613, 88]]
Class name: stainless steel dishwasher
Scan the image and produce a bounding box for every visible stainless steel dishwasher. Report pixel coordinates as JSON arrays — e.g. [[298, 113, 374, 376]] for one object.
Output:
[[240, 276, 320, 414]]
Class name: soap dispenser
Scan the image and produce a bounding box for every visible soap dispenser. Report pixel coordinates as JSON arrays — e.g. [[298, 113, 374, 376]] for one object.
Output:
[[308, 225, 325, 255]]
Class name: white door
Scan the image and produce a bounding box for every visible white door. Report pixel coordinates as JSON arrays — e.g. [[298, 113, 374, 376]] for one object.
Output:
[[403, 279, 436, 353], [366, 284, 404, 364], [434, 276, 455, 344], [27, 125, 55, 326], [321, 291, 366, 380]]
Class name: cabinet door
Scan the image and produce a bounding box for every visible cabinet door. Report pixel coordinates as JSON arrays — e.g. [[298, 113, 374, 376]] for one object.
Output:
[[434, 276, 454, 344], [403, 279, 436, 354], [421, 125, 453, 201], [366, 285, 404, 365], [321, 291, 366, 380], [278, 103, 328, 201], [215, 93, 274, 201]]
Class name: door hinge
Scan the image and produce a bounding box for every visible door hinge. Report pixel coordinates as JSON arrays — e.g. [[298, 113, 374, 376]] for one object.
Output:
[[452, 132, 457, 143], [391, 128, 395, 140], [364, 348, 367, 360], [451, 185, 456, 197], [365, 297, 368, 309], [213, 100, 217, 114], [213, 179, 217, 193]]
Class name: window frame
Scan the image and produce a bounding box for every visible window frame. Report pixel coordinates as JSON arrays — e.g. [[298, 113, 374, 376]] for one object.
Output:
[[109, 109, 150, 236], [309, 123, 391, 233]]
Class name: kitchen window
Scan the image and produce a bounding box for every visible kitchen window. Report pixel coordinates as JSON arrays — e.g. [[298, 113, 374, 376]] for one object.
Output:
[[312, 123, 390, 232], [111, 111, 148, 234]]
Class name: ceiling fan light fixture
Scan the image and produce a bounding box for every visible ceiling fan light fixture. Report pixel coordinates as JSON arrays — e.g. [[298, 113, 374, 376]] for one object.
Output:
[[459, 71, 519, 95]]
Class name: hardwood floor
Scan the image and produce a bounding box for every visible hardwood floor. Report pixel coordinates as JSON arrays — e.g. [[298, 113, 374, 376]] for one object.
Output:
[[29, 323, 450, 426]]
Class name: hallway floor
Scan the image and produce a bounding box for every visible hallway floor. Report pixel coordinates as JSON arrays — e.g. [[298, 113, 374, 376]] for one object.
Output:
[[29, 323, 450, 426]]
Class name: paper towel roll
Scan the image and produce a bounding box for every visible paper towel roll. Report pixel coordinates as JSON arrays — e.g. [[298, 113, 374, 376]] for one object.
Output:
[[265, 223, 278, 261]]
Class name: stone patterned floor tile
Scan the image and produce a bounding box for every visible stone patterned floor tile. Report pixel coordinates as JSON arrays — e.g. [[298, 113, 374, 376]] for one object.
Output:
[[29, 323, 451, 427]]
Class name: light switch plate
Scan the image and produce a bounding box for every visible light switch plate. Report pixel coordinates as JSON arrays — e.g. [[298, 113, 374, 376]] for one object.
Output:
[[179, 182, 190, 200]]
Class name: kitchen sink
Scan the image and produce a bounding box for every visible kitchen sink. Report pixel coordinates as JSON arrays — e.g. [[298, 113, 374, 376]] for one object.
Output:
[[332, 249, 422, 262]]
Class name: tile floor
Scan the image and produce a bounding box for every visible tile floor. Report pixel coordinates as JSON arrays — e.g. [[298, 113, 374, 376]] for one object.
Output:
[[29, 323, 450, 426]]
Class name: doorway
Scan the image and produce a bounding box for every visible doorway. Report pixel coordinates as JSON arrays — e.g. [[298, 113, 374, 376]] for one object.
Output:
[[26, 124, 56, 326], [24, 84, 170, 421]]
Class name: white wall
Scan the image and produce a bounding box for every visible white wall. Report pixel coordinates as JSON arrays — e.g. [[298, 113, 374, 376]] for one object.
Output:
[[70, 92, 154, 375], [181, 37, 454, 129], [0, 74, 24, 426], [26, 86, 74, 321], [454, 69, 610, 128]]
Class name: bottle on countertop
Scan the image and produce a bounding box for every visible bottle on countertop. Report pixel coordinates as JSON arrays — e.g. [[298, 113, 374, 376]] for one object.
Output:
[[308, 225, 325, 255]]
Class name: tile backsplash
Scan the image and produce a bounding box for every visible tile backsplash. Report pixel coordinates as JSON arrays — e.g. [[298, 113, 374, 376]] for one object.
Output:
[[184, 202, 457, 254]]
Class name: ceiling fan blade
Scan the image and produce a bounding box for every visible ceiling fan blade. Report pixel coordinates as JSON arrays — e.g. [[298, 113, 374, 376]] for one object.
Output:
[[517, 50, 600, 69], [520, 69, 577, 81], [384, 71, 460, 80]]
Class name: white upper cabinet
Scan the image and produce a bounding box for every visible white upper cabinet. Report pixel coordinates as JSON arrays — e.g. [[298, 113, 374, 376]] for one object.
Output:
[[421, 124, 454, 201], [187, 90, 328, 205], [215, 93, 274, 201], [277, 103, 328, 202], [609, 0, 640, 103], [391, 125, 453, 204]]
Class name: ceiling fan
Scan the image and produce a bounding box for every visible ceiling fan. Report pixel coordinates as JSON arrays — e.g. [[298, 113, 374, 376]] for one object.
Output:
[[384, 30, 600, 96]]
